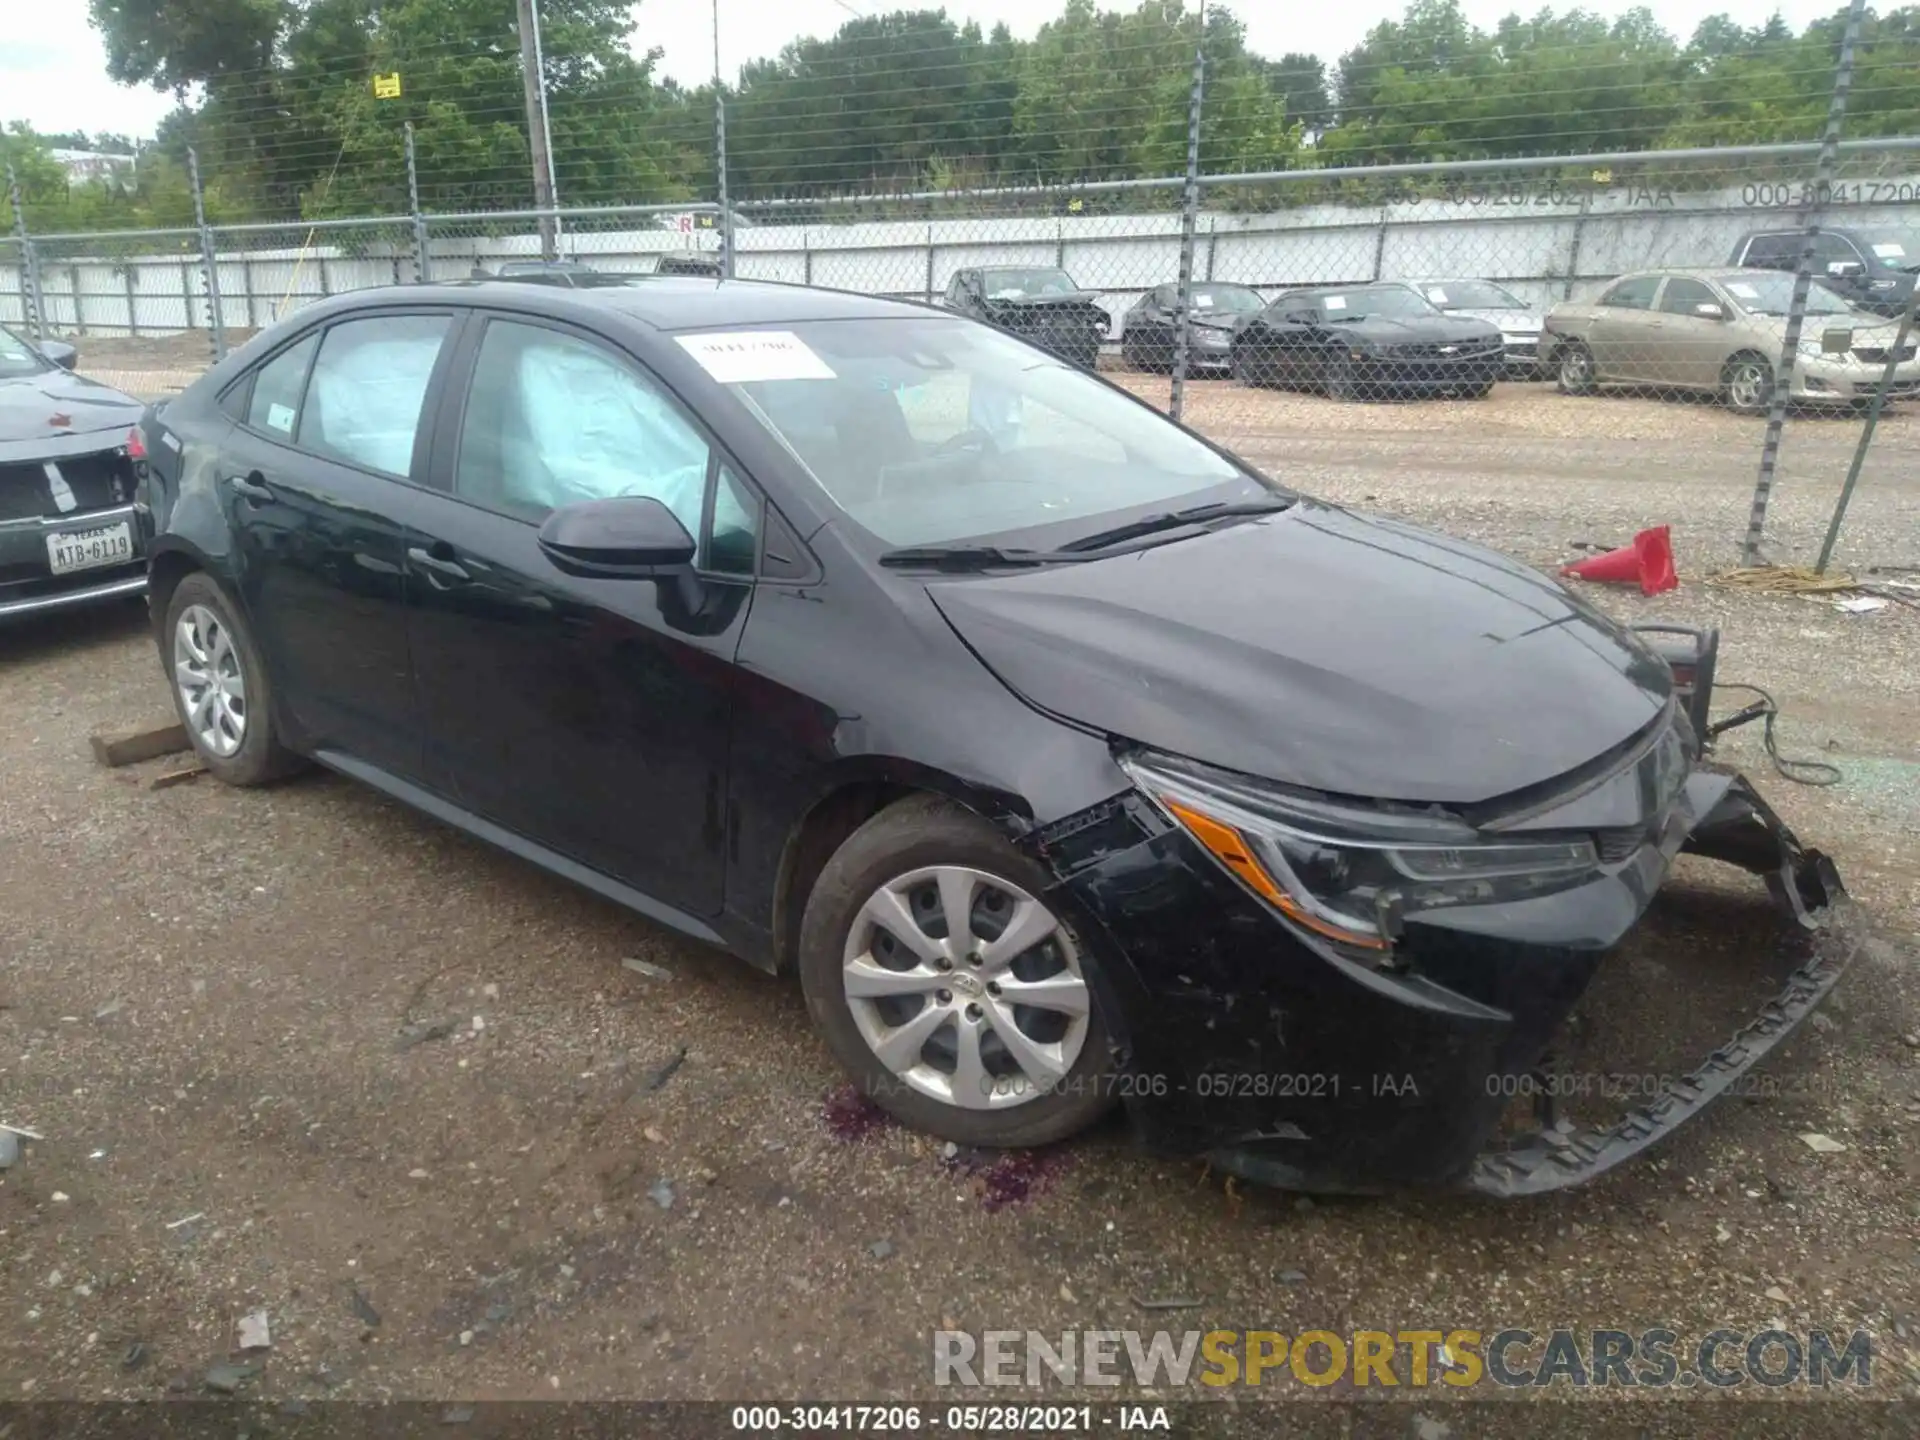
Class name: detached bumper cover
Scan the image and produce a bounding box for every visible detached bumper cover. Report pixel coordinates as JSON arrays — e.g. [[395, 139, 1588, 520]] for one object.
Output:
[[1035, 765, 1847, 1196], [1469, 774, 1847, 1196]]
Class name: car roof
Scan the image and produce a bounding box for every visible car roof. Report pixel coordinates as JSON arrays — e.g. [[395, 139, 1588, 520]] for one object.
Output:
[[293, 277, 942, 333], [1277, 281, 1415, 296]]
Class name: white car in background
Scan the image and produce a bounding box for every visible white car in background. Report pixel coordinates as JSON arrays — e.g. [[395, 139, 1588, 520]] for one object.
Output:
[[1408, 278, 1551, 379]]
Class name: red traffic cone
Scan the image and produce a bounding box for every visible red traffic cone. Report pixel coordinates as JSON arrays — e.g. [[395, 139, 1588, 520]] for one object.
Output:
[[1561, 525, 1677, 596]]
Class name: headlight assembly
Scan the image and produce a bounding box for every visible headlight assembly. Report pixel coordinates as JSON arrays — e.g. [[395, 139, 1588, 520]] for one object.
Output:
[[1119, 751, 1598, 955]]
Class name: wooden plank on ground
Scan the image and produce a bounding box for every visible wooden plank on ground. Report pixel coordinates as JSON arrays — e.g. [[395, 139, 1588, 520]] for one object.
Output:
[[90, 722, 189, 769]]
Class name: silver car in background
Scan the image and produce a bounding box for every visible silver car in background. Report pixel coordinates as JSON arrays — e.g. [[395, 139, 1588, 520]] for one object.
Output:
[[1544, 268, 1920, 415], [1408, 278, 1550, 378]]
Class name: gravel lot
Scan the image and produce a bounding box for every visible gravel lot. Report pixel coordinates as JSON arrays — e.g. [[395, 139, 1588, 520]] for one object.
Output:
[[2, 345, 1918, 1429]]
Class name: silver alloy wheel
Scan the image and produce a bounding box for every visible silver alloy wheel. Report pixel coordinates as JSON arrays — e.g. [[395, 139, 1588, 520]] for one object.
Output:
[[842, 865, 1091, 1111], [1728, 361, 1769, 411], [173, 603, 247, 758], [1560, 345, 1591, 388]]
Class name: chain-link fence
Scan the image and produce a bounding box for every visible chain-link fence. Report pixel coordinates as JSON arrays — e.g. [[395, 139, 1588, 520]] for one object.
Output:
[[6, 0, 1919, 565]]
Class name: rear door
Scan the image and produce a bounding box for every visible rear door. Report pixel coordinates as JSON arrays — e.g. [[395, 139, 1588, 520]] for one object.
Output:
[[220, 310, 460, 777], [1587, 276, 1663, 381], [403, 313, 761, 915]]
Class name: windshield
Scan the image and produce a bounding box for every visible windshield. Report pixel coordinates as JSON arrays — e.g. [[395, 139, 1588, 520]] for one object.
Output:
[[1858, 230, 1919, 269], [981, 269, 1079, 300], [1419, 280, 1525, 310], [704, 317, 1267, 549], [1189, 284, 1266, 314], [1295, 286, 1437, 321], [1716, 273, 1855, 316], [0, 326, 50, 378]]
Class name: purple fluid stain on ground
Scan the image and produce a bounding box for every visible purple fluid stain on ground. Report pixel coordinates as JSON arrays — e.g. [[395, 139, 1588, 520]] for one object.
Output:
[[820, 1084, 893, 1143], [944, 1145, 1069, 1211]]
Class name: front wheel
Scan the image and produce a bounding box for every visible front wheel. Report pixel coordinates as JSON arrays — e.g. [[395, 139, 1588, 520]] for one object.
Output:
[[1723, 354, 1775, 416], [1325, 353, 1358, 401], [798, 796, 1116, 1148], [1230, 348, 1263, 388]]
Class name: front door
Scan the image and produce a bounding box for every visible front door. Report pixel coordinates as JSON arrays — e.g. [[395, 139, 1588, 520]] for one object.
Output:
[[1653, 276, 1736, 392], [223, 312, 457, 777], [405, 314, 760, 915]]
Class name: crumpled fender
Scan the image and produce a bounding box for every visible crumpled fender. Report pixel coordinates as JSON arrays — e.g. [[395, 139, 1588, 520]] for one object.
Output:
[[1680, 770, 1845, 927]]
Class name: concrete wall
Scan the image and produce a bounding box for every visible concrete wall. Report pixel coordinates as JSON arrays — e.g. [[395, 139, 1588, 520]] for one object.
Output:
[[6, 178, 1917, 340]]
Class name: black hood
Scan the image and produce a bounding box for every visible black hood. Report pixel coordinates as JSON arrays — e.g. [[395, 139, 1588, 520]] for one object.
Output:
[[1328, 314, 1502, 346], [0, 369, 144, 447], [927, 503, 1671, 806]]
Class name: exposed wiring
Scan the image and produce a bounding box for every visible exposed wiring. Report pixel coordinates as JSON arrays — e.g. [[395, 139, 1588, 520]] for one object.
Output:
[[1706, 683, 1842, 787]]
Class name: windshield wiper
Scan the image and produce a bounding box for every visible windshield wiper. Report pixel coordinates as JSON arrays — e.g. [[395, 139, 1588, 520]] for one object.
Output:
[[877, 544, 1085, 572], [1057, 498, 1294, 554]]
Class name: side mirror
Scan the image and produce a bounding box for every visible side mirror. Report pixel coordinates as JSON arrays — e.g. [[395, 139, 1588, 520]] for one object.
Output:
[[536, 496, 696, 578], [1694, 302, 1727, 320], [39, 340, 78, 369]]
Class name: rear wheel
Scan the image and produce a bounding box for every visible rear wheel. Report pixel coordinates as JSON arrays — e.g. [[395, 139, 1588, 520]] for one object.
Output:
[[1557, 340, 1597, 395], [1723, 353, 1775, 416], [799, 796, 1116, 1148], [163, 572, 303, 786]]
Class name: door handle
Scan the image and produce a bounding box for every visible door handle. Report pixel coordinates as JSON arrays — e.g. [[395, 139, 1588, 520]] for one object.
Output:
[[407, 545, 471, 584], [228, 471, 273, 503]]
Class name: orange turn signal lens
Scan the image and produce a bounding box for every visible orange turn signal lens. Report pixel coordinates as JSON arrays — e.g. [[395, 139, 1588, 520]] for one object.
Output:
[[1161, 796, 1390, 952]]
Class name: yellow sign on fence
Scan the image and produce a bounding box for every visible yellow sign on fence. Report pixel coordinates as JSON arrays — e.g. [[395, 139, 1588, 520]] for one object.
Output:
[[372, 72, 403, 100]]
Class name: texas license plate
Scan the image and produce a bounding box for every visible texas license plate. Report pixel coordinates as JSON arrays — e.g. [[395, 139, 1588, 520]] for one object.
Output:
[[46, 520, 134, 575]]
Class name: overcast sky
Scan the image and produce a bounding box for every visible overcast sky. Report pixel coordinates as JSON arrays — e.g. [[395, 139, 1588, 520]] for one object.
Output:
[[8, 0, 1833, 142]]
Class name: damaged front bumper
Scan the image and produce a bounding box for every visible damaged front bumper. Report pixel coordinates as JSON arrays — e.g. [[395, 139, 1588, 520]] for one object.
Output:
[[1034, 759, 1846, 1197]]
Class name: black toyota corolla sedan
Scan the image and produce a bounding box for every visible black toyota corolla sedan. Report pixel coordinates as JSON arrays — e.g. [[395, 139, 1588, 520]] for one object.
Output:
[[2, 324, 149, 621], [1230, 282, 1506, 399], [137, 278, 1843, 1194]]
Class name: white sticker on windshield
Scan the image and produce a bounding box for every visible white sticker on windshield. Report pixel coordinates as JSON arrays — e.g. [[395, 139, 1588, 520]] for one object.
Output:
[[1725, 281, 1760, 299], [1194, 294, 1215, 308], [1873, 242, 1906, 260], [1323, 295, 1348, 311], [266, 402, 296, 433], [1425, 287, 1449, 304], [675, 330, 836, 384]]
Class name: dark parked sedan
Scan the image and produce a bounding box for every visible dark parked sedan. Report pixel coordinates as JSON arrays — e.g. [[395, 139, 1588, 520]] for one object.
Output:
[[1231, 283, 1506, 399], [139, 279, 1842, 1194], [941, 266, 1108, 369], [1, 324, 149, 621], [1121, 282, 1266, 372]]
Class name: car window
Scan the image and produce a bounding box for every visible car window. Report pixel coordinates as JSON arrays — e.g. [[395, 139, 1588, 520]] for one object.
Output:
[[706, 464, 760, 577], [300, 316, 450, 477], [1599, 276, 1660, 310], [1812, 234, 1863, 265], [0, 325, 52, 378], [1658, 278, 1720, 316], [245, 333, 320, 440], [455, 319, 710, 540], [724, 316, 1255, 550], [1743, 234, 1798, 268]]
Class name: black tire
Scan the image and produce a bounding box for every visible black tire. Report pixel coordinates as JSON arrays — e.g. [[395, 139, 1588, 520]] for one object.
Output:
[[161, 572, 304, 786], [798, 795, 1117, 1149], [1722, 352, 1775, 417], [1230, 347, 1263, 388], [1556, 340, 1597, 396], [1465, 374, 1497, 399]]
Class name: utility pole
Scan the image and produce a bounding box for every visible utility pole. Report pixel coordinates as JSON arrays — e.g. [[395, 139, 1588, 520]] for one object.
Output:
[[516, 0, 558, 259]]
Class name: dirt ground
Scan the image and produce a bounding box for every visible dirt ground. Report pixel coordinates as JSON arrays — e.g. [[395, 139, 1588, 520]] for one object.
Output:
[[2, 357, 1919, 1429]]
